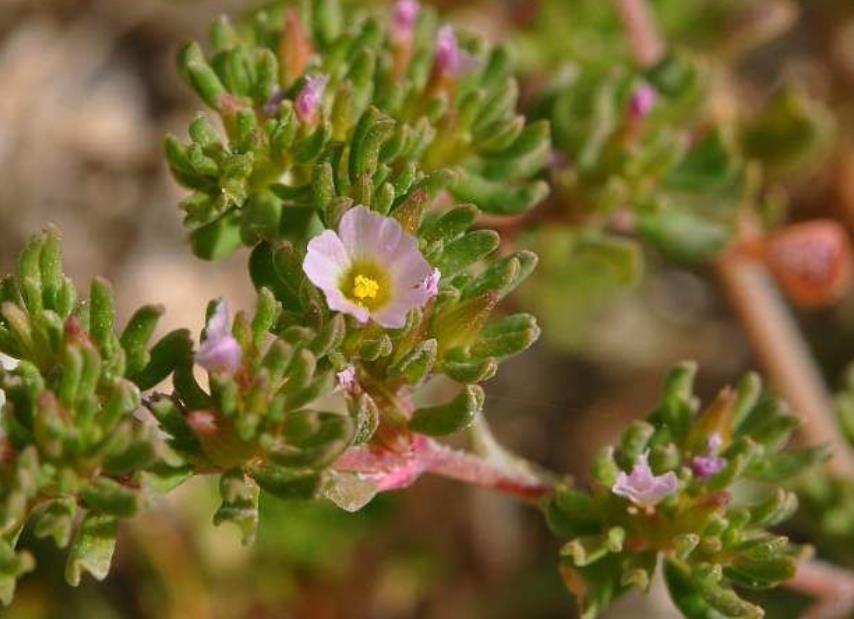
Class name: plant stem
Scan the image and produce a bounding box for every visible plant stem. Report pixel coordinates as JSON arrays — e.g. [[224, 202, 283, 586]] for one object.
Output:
[[334, 434, 556, 503], [716, 247, 854, 477], [613, 0, 666, 68], [786, 559, 854, 619], [425, 438, 556, 501]]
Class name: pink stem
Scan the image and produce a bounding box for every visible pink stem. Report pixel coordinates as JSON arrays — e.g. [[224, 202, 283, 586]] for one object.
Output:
[[425, 439, 555, 500], [716, 248, 854, 477], [334, 434, 554, 502], [787, 559, 854, 619], [613, 0, 666, 68]]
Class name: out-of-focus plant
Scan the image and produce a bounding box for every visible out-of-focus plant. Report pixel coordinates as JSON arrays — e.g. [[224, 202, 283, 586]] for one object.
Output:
[[0, 0, 846, 617], [546, 363, 826, 618], [511, 0, 841, 352]]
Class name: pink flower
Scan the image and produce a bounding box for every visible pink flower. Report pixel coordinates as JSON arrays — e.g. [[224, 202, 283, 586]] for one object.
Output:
[[295, 74, 328, 123], [434, 25, 478, 76], [336, 364, 358, 392], [629, 84, 657, 120], [392, 0, 420, 43], [691, 433, 727, 479], [195, 300, 242, 375], [303, 206, 438, 328], [612, 452, 678, 508]]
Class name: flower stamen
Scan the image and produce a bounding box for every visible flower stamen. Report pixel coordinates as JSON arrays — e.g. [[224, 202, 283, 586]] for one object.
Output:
[[353, 275, 380, 302]]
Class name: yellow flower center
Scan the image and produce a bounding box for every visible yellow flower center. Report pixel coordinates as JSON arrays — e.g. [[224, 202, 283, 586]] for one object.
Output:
[[352, 274, 380, 301], [340, 261, 392, 311]]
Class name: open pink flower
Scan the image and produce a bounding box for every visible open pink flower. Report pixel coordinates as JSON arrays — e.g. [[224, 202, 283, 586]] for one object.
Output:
[[295, 74, 328, 123], [612, 452, 678, 508], [195, 300, 242, 375], [303, 206, 439, 328]]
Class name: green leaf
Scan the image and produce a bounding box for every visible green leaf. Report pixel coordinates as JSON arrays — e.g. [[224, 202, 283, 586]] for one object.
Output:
[[0, 540, 34, 606], [214, 469, 260, 545], [421, 205, 478, 244], [664, 560, 763, 619], [270, 409, 353, 468], [65, 513, 119, 586], [80, 478, 141, 519], [561, 527, 625, 567], [437, 230, 500, 278], [33, 498, 77, 548], [546, 486, 600, 538], [749, 488, 798, 528], [741, 85, 833, 175], [250, 465, 321, 501], [129, 329, 192, 390], [178, 42, 227, 109], [746, 446, 831, 482], [666, 128, 739, 193], [120, 304, 164, 377], [637, 209, 731, 264], [409, 385, 484, 436], [388, 339, 437, 384], [452, 170, 548, 215], [189, 211, 243, 261], [470, 314, 540, 360]]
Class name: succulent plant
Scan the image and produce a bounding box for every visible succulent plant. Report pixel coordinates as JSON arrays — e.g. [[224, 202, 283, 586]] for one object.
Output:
[[0, 1, 844, 616]]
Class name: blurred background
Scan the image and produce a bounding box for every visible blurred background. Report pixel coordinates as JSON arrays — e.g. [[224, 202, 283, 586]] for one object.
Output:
[[1, 0, 853, 617]]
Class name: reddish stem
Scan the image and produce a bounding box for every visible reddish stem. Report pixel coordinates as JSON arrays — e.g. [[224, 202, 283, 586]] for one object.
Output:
[[334, 433, 554, 502], [613, 0, 666, 68], [787, 559, 854, 619], [716, 246, 854, 477]]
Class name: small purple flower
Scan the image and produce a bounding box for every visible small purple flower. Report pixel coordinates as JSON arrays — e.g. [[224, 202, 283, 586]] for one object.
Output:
[[392, 0, 420, 43], [629, 84, 657, 120], [295, 74, 328, 123], [691, 455, 727, 479], [691, 433, 727, 479], [303, 206, 436, 329], [195, 300, 242, 375], [612, 452, 678, 508], [336, 364, 358, 392]]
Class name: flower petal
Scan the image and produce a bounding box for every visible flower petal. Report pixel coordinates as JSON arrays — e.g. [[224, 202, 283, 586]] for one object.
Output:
[[323, 286, 371, 323], [304, 230, 350, 289], [339, 205, 379, 258], [206, 300, 232, 339]]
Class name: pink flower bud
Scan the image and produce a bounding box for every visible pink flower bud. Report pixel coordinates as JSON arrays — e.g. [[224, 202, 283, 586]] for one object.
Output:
[[295, 74, 329, 123], [629, 84, 657, 120], [434, 25, 478, 77], [435, 26, 460, 74], [392, 0, 420, 43], [691, 433, 727, 479], [195, 300, 242, 375], [336, 364, 358, 392], [691, 455, 727, 479]]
